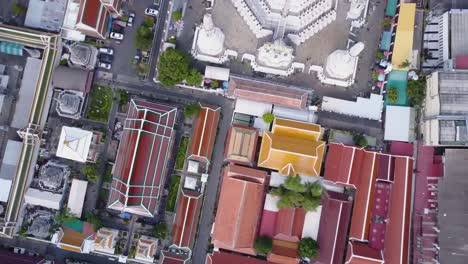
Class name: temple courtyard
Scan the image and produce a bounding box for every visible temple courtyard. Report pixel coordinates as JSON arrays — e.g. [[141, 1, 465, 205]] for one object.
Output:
[[177, 0, 387, 99]]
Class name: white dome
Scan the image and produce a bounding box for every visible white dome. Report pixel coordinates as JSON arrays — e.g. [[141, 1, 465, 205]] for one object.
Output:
[[325, 42, 364, 80], [196, 14, 225, 56], [257, 40, 294, 69]]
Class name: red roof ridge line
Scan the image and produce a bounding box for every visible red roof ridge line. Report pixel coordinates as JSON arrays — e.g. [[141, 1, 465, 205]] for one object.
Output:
[[330, 202, 343, 264]]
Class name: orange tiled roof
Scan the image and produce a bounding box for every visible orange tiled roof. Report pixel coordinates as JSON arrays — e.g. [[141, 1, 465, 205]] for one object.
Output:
[[212, 165, 268, 255], [258, 118, 325, 176], [224, 125, 258, 166]]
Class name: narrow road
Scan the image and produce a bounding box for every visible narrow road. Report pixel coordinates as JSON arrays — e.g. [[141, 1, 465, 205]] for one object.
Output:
[[147, 0, 171, 81]]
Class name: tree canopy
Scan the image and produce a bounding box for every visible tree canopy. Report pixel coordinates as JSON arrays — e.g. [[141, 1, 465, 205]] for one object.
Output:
[[185, 69, 203, 86], [254, 236, 273, 255], [158, 48, 190, 87], [386, 87, 398, 103], [184, 103, 201, 118], [172, 10, 183, 21], [134, 18, 154, 50], [271, 178, 322, 212], [298, 237, 319, 259], [407, 77, 426, 107], [262, 113, 275, 124], [54, 208, 76, 226], [81, 164, 99, 183]]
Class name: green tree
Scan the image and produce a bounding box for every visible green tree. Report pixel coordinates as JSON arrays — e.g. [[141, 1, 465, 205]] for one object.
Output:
[[158, 48, 190, 87], [86, 213, 103, 231], [117, 89, 130, 105], [172, 10, 183, 21], [306, 182, 323, 197], [254, 236, 273, 255], [298, 237, 319, 259], [407, 78, 426, 106], [184, 103, 201, 118], [81, 164, 100, 183], [386, 87, 398, 103], [382, 19, 392, 28], [262, 113, 275, 124], [372, 72, 379, 81], [375, 51, 385, 60], [210, 80, 219, 89], [302, 196, 321, 212], [12, 3, 27, 16], [134, 22, 154, 50], [152, 223, 168, 240], [353, 134, 368, 148], [55, 208, 76, 226], [284, 176, 305, 193], [186, 69, 203, 86]]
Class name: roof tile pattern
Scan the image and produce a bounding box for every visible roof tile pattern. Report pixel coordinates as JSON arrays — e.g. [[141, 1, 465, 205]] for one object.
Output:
[[224, 125, 258, 166], [108, 99, 177, 217], [229, 76, 309, 109], [258, 118, 325, 177], [206, 251, 273, 264], [213, 165, 268, 255], [171, 189, 203, 248], [324, 143, 413, 264], [188, 104, 220, 162]]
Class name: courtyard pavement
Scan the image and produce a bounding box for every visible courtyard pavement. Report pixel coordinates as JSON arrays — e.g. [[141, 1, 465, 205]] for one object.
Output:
[[178, 0, 387, 100]]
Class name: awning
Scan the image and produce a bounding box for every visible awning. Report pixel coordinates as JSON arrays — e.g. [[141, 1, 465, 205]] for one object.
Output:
[[386, 0, 398, 17], [0, 41, 24, 56], [380, 31, 391, 51], [204, 66, 230, 81]]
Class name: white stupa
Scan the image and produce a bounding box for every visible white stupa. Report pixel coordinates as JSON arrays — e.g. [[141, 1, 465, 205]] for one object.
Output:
[[256, 40, 294, 70], [192, 14, 235, 64], [325, 42, 365, 80]]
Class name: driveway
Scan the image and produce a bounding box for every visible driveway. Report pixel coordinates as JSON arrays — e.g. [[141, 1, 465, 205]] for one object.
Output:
[[110, 0, 159, 82]]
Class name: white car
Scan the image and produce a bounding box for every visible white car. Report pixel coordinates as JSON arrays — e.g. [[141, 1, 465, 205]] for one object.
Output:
[[145, 8, 158, 17], [110, 32, 124, 40], [99, 47, 114, 55], [127, 13, 135, 27], [99, 62, 111, 70]]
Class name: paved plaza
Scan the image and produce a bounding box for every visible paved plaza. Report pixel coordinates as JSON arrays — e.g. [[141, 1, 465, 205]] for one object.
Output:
[[179, 0, 387, 99]]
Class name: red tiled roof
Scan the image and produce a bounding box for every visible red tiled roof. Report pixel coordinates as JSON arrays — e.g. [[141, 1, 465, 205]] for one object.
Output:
[[268, 239, 300, 264], [188, 104, 220, 162], [316, 191, 352, 264], [160, 250, 190, 264], [383, 156, 413, 264], [273, 208, 305, 242], [259, 210, 278, 238], [345, 241, 383, 264], [80, 0, 101, 27], [171, 190, 203, 249], [323, 143, 356, 185], [324, 143, 414, 264], [108, 99, 177, 216], [455, 55, 468, 69], [229, 76, 309, 109], [206, 252, 272, 264], [389, 141, 413, 157], [212, 164, 268, 255]]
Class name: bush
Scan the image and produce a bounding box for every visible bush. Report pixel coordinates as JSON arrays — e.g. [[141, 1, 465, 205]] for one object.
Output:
[[60, 59, 68, 66], [210, 80, 219, 89], [54, 208, 77, 226], [172, 10, 183, 21], [82, 164, 100, 183], [386, 87, 398, 103], [175, 137, 189, 170], [166, 175, 180, 212], [158, 48, 190, 87], [167, 37, 177, 44], [375, 51, 385, 60], [298, 237, 319, 259], [152, 223, 168, 240], [184, 103, 201, 118], [353, 134, 368, 148], [254, 236, 273, 255], [186, 69, 203, 86], [262, 113, 275, 124], [407, 77, 426, 106], [399, 59, 411, 68]]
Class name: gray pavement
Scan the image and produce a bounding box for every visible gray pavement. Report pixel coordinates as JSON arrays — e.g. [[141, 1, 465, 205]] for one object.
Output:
[[110, 0, 157, 81]]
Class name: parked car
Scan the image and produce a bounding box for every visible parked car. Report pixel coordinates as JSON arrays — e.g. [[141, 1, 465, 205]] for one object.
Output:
[[145, 8, 158, 17], [99, 62, 111, 70], [99, 54, 113, 63], [99, 47, 114, 55], [110, 32, 124, 40], [127, 13, 135, 27]]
